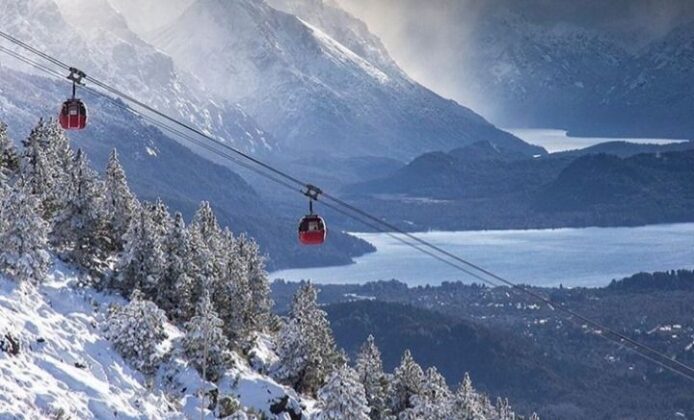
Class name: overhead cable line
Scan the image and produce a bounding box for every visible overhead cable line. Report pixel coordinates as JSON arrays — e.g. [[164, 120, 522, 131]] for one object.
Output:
[[1, 32, 693, 384]]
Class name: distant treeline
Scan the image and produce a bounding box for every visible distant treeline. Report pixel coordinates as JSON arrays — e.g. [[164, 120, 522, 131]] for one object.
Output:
[[607, 269, 694, 292]]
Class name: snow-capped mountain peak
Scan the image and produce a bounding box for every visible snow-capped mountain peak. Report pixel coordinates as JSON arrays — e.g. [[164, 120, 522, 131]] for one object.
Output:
[[149, 0, 541, 159], [0, 0, 274, 154]]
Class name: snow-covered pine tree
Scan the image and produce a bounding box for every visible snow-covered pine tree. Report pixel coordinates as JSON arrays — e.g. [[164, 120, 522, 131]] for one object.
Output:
[[218, 230, 253, 348], [478, 394, 498, 419], [184, 225, 216, 320], [275, 283, 345, 395], [189, 202, 225, 301], [44, 120, 75, 182], [0, 181, 51, 284], [0, 122, 19, 179], [104, 149, 137, 252], [105, 289, 168, 374], [451, 373, 485, 420], [410, 366, 453, 419], [217, 232, 273, 349], [147, 198, 172, 241], [20, 120, 61, 219], [238, 234, 273, 333], [52, 149, 110, 274], [0, 174, 7, 206], [114, 206, 166, 299], [496, 397, 516, 420], [190, 201, 223, 253], [317, 365, 371, 420], [157, 212, 195, 319], [355, 335, 390, 420], [183, 290, 231, 381], [388, 350, 424, 416]]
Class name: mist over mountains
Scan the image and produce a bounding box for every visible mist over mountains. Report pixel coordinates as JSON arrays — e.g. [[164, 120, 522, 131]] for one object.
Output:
[[339, 0, 694, 138], [0, 0, 549, 267], [143, 0, 538, 160]]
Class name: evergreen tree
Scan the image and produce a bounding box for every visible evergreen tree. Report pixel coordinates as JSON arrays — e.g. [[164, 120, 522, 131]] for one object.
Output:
[[411, 367, 452, 419], [0, 122, 19, 179], [52, 150, 109, 273], [317, 365, 371, 420], [183, 290, 231, 381], [478, 395, 498, 419], [355, 335, 390, 420], [20, 120, 60, 218], [114, 206, 166, 298], [44, 120, 75, 182], [217, 232, 273, 349], [147, 198, 172, 240], [239, 234, 273, 332], [157, 212, 196, 319], [189, 202, 224, 309], [19, 120, 74, 220], [190, 201, 223, 254], [105, 290, 168, 374], [0, 174, 7, 206], [451, 373, 484, 420], [496, 398, 515, 420], [104, 149, 137, 251], [275, 283, 344, 395], [219, 234, 253, 347], [0, 181, 51, 284], [388, 350, 424, 416], [184, 226, 215, 320]]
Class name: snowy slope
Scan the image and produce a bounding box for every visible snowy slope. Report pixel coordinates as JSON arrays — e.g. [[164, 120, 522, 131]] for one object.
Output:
[[266, 0, 404, 78], [149, 0, 541, 160], [0, 264, 179, 418], [107, 0, 195, 35], [0, 264, 315, 418]]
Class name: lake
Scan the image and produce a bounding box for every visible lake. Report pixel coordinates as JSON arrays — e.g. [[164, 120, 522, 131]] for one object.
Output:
[[271, 224, 694, 288], [505, 128, 687, 153]]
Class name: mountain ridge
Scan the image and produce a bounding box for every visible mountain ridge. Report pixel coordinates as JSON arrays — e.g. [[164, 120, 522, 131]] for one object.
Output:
[[148, 0, 543, 160]]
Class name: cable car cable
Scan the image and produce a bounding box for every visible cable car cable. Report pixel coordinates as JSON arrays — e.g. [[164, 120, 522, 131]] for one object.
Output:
[[320, 191, 694, 378], [315, 200, 694, 383], [0, 42, 303, 194], [1, 35, 693, 384]]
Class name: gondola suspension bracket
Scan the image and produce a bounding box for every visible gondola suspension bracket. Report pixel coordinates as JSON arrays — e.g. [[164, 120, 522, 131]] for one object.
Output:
[[59, 67, 88, 130]]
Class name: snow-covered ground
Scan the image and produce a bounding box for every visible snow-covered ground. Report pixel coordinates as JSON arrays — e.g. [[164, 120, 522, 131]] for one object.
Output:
[[0, 261, 314, 419]]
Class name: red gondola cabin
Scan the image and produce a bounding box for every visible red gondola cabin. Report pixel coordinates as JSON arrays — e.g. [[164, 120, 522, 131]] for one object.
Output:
[[59, 99, 88, 130], [299, 214, 327, 245]]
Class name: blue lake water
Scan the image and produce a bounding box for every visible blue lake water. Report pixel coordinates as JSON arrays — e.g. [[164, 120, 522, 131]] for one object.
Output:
[[505, 128, 687, 153], [271, 224, 694, 288]]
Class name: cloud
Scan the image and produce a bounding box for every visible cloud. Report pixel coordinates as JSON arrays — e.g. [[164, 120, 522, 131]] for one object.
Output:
[[336, 0, 694, 119]]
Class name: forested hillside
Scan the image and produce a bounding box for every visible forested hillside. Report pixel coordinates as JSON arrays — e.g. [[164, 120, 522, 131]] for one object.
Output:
[[272, 275, 694, 419], [0, 119, 533, 418], [343, 142, 694, 231]]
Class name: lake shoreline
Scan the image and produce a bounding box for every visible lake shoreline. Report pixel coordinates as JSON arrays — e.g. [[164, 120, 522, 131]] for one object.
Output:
[[272, 223, 694, 288], [505, 127, 688, 153]]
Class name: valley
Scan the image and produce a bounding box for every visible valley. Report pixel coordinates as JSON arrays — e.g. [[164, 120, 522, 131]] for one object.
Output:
[[0, 0, 692, 418], [272, 270, 694, 419]]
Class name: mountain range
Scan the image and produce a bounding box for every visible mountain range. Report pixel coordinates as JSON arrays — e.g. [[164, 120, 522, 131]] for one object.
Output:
[[0, 0, 548, 269], [339, 0, 694, 138], [145, 0, 540, 160], [342, 141, 694, 231]]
